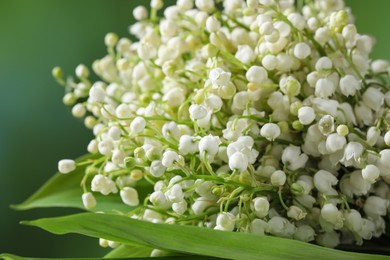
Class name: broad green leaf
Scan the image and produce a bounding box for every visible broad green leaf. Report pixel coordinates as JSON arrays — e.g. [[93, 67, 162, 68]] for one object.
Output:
[[103, 244, 193, 259], [104, 245, 152, 258], [0, 253, 214, 260], [12, 154, 152, 213], [24, 213, 389, 260]]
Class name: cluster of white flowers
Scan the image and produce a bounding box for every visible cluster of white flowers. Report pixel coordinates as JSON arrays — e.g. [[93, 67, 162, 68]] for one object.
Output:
[[55, 0, 390, 249]]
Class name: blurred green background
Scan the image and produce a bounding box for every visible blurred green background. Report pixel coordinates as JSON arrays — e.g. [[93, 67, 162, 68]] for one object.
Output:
[[0, 0, 389, 258]]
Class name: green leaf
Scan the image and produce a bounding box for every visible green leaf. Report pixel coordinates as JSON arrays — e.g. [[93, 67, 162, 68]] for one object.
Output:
[[0, 253, 218, 260], [12, 154, 152, 213], [104, 245, 152, 258], [24, 213, 389, 260]]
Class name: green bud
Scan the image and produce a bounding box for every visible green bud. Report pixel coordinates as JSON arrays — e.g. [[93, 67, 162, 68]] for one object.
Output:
[[194, 91, 205, 104], [336, 124, 349, 136], [239, 171, 252, 185], [86, 166, 98, 175], [277, 121, 289, 134], [145, 146, 160, 161], [290, 101, 302, 116], [124, 157, 136, 169], [140, 93, 151, 104], [205, 43, 218, 58], [212, 186, 224, 196], [62, 92, 77, 106], [52, 66, 63, 79], [134, 147, 145, 160], [291, 182, 305, 196], [84, 116, 97, 129], [292, 120, 304, 131], [285, 78, 301, 97]]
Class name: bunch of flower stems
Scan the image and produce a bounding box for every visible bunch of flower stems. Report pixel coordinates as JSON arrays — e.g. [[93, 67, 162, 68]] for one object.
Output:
[[54, 0, 390, 249]]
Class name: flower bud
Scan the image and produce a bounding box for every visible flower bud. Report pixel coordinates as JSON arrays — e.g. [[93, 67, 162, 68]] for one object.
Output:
[[362, 165, 380, 183], [58, 159, 76, 174], [260, 123, 281, 141], [82, 192, 97, 209], [246, 66, 268, 85], [229, 152, 248, 172], [363, 196, 390, 218], [287, 206, 306, 220], [298, 106, 315, 125], [294, 42, 311, 59], [253, 197, 270, 218], [271, 170, 286, 186], [293, 225, 315, 242], [215, 212, 236, 231], [130, 117, 146, 133]]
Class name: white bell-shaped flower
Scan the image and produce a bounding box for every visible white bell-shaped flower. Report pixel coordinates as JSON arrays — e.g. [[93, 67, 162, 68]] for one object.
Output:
[[199, 134, 221, 159], [120, 187, 139, 206], [260, 123, 281, 141], [246, 66, 268, 85], [253, 197, 270, 218], [363, 196, 390, 218], [228, 152, 248, 172], [215, 212, 236, 231], [91, 174, 118, 195], [313, 170, 338, 195], [161, 150, 179, 168], [58, 159, 76, 174], [271, 170, 286, 186], [82, 192, 97, 209], [209, 68, 231, 89], [298, 106, 316, 125], [362, 165, 380, 183], [281, 145, 308, 171], [130, 117, 146, 133], [340, 142, 364, 167], [320, 203, 343, 229], [166, 184, 184, 203], [178, 135, 199, 155]]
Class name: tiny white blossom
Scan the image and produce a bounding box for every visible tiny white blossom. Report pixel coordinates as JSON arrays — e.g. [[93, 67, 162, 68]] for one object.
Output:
[[362, 165, 380, 183], [298, 106, 316, 125], [91, 174, 118, 195], [189, 104, 208, 120], [287, 206, 306, 220], [339, 75, 361, 97], [325, 133, 346, 153], [130, 117, 146, 133], [209, 68, 231, 89], [321, 203, 343, 229], [340, 142, 364, 167], [162, 150, 179, 167], [206, 16, 221, 33], [260, 123, 281, 141], [58, 159, 76, 174], [82, 192, 96, 209], [199, 134, 221, 158], [120, 187, 139, 206], [215, 212, 236, 231], [149, 160, 166, 178], [178, 135, 199, 155], [362, 87, 384, 112], [253, 197, 270, 218], [246, 66, 268, 85], [363, 196, 390, 218], [268, 216, 296, 238], [166, 184, 184, 203], [314, 170, 338, 195], [294, 42, 311, 59], [271, 170, 286, 186], [281, 145, 308, 171]]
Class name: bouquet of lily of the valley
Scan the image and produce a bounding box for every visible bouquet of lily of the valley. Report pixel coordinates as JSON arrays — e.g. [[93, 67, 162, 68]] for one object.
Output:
[[3, 0, 390, 259]]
